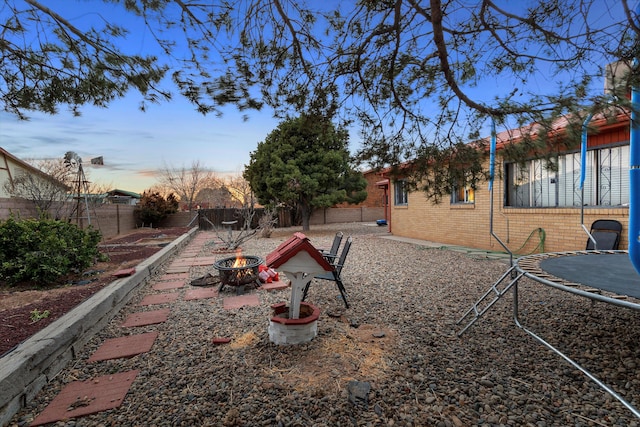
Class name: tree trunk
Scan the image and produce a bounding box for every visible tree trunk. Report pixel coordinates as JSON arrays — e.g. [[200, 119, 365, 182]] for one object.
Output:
[[300, 203, 311, 231]]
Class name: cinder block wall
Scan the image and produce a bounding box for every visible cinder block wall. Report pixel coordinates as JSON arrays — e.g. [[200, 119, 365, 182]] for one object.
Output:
[[0, 198, 38, 220], [310, 207, 385, 225], [0, 199, 384, 239], [88, 204, 138, 238], [157, 211, 198, 228], [0, 198, 138, 240], [389, 164, 629, 253]]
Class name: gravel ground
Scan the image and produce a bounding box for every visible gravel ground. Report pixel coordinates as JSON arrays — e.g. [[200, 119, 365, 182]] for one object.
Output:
[[8, 222, 640, 426]]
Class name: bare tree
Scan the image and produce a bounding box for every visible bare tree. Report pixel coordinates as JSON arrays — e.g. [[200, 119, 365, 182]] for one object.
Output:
[[157, 160, 219, 211], [3, 158, 71, 218], [195, 186, 234, 208], [4, 152, 117, 223], [225, 174, 254, 209], [144, 184, 176, 200]]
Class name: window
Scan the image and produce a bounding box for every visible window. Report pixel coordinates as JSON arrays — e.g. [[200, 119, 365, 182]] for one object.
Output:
[[451, 184, 475, 204], [394, 179, 408, 206], [506, 144, 629, 207]]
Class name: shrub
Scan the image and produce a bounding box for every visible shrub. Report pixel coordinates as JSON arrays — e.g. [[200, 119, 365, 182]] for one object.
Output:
[[135, 191, 179, 227], [0, 216, 102, 286]]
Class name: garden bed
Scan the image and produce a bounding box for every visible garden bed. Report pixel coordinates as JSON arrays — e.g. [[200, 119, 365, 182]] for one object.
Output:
[[0, 227, 190, 357]]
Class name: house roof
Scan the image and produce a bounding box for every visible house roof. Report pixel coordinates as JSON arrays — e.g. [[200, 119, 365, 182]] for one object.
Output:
[[379, 108, 631, 176], [490, 109, 629, 151], [108, 189, 141, 198], [0, 147, 70, 189]]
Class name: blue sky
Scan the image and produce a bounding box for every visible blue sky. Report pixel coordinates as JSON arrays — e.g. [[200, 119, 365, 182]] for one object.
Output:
[[1, 98, 281, 193]]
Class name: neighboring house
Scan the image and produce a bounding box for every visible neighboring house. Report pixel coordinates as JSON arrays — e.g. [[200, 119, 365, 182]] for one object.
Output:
[[106, 189, 141, 205], [0, 147, 68, 198], [383, 111, 631, 254], [334, 169, 388, 209]]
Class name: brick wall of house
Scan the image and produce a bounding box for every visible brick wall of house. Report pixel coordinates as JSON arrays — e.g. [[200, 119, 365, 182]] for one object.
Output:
[[334, 170, 387, 208], [389, 162, 629, 253]]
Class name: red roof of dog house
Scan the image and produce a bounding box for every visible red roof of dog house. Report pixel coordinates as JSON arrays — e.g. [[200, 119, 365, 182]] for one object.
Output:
[[266, 232, 333, 272]]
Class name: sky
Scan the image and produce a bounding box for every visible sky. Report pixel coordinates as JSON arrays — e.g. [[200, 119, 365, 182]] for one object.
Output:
[[1, 98, 281, 194]]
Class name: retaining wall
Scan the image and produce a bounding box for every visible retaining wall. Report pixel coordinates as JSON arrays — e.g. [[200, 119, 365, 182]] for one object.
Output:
[[0, 228, 198, 426]]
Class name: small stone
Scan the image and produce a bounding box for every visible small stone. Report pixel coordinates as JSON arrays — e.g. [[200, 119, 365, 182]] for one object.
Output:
[[374, 403, 383, 416], [451, 415, 464, 427], [479, 379, 494, 388], [347, 381, 371, 406]]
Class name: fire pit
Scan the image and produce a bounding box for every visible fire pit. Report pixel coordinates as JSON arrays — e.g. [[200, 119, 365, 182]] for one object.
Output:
[[213, 254, 263, 294]]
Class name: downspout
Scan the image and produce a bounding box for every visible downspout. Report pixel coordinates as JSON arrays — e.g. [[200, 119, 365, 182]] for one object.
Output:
[[627, 1, 640, 275], [388, 184, 392, 233]]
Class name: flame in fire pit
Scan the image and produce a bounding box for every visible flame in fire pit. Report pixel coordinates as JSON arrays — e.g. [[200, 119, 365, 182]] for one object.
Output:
[[232, 249, 247, 269]]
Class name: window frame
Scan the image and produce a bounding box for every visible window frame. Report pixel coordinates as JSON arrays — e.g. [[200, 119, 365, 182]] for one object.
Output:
[[505, 142, 630, 208], [393, 179, 408, 206], [451, 183, 475, 204]]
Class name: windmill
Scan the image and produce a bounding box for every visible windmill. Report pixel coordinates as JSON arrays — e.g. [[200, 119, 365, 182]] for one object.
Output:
[[64, 151, 92, 226]]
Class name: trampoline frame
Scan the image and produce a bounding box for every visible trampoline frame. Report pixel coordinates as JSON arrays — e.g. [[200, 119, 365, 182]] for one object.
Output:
[[460, 27, 640, 414], [513, 250, 640, 418]]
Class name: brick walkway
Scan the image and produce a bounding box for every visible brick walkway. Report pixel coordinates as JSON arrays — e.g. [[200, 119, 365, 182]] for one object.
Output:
[[29, 231, 289, 426]]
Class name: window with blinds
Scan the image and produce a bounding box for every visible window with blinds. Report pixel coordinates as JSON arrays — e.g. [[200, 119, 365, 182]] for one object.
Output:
[[506, 144, 629, 208]]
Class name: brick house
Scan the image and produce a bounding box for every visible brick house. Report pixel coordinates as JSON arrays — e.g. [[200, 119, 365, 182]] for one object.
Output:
[[383, 111, 631, 254]]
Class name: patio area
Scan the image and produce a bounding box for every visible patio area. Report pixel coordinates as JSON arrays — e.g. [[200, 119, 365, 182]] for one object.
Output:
[[8, 222, 640, 426]]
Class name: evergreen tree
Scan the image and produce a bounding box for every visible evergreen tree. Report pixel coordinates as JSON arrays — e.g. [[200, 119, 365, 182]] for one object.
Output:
[[135, 191, 179, 227], [244, 116, 367, 230]]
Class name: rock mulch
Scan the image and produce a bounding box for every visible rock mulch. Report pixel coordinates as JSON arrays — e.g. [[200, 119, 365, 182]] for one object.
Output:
[[8, 223, 640, 426]]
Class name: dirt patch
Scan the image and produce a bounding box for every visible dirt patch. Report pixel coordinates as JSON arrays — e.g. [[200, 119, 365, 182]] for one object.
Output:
[[284, 324, 398, 394], [0, 227, 190, 357]]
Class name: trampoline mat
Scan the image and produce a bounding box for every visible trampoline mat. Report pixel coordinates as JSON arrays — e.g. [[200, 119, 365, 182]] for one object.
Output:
[[539, 253, 640, 299]]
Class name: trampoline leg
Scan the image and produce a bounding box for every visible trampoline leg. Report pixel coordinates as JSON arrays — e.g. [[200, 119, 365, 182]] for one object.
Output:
[[512, 282, 640, 419]]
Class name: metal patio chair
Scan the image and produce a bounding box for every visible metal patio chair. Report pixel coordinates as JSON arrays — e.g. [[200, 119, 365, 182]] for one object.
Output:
[[303, 236, 352, 308], [319, 231, 343, 263]]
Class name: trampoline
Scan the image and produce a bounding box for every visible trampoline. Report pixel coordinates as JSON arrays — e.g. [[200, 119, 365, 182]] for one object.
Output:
[[457, 98, 640, 417], [456, 24, 640, 416], [457, 250, 640, 419], [518, 250, 640, 305], [513, 250, 640, 418]]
